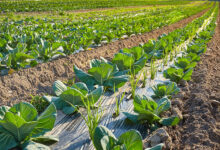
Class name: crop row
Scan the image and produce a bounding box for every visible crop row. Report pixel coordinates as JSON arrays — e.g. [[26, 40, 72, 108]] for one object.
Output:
[[44, 4, 218, 149], [0, 2, 206, 22], [0, 2, 212, 74], [44, 2, 216, 115], [0, 4, 218, 150], [0, 0, 193, 12]]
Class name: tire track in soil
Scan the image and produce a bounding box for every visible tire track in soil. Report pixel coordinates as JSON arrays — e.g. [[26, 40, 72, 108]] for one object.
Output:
[[166, 4, 220, 150], [0, 9, 208, 106]]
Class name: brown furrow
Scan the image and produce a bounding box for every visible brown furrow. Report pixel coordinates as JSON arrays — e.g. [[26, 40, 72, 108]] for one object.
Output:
[[167, 3, 220, 150]]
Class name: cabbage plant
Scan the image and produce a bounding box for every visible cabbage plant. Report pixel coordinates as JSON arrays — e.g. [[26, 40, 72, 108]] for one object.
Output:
[[151, 82, 180, 99], [93, 125, 143, 150], [174, 57, 197, 72], [112, 48, 147, 75], [163, 67, 193, 83], [43, 80, 103, 114], [0, 43, 35, 70], [185, 52, 200, 62], [0, 102, 58, 150], [123, 95, 179, 126], [74, 58, 129, 91], [186, 42, 206, 55]]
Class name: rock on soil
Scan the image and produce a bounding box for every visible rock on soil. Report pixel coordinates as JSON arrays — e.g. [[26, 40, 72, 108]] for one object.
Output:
[[143, 128, 171, 149]]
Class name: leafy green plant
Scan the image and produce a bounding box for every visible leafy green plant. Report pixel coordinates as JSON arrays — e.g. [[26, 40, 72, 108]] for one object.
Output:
[[151, 82, 180, 99], [122, 47, 145, 61], [94, 32, 103, 45], [163, 67, 193, 83], [0, 102, 58, 150], [43, 80, 103, 114], [105, 31, 115, 43], [0, 43, 36, 70], [199, 30, 213, 41], [74, 58, 129, 91], [112, 48, 147, 76], [142, 39, 163, 59], [33, 39, 65, 62], [30, 95, 49, 114], [186, 42, 206, 55], [123, 95, 179, 126], [174, 57, 197, 72], [185, 52, 200, 62], [142, 39, 155, 54], [93, 125, 143, 150]]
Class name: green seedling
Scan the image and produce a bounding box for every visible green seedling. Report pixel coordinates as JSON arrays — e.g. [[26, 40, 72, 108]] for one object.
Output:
[[162, 52, 169, 67], [150, 59, 157, 80], [142, 70, 147, 88], [0, 102, 58, 150], [130, 69, 142, 99], [113, 92, 125, 118], [78, 96, 104, 143]]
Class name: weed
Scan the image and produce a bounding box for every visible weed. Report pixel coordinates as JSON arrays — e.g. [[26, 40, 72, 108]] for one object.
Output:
[[30, 95, 49, 114]]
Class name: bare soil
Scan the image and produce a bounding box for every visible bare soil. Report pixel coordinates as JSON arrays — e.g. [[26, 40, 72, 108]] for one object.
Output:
[[0, 9, 208, 106], [167, 6, 220, 150]]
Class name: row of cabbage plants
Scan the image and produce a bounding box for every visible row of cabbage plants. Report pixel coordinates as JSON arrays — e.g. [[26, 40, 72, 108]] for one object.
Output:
[[0, 0, 193, 12], [0, 2, 212, 74], [0, 3, 218, 150]]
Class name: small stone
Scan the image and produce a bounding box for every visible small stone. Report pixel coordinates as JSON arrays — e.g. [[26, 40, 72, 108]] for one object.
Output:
[[179, 79, 188, 87], [172, 99, 183, 108], [171, 107, 183, 120], [143, 128, 170, 147], [210, 100, 220, 106], [173, 92, 185, 99], [210, 93, 216, 99], [150, 134, 161, 146]]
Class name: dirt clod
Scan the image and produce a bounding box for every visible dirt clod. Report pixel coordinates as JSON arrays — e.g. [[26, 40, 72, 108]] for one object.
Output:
[[143, 128, 171, 148]]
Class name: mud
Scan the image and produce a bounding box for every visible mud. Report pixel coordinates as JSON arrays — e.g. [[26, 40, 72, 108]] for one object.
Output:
[[0, 9, 208, 106], [167, 5, 220, 150]]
